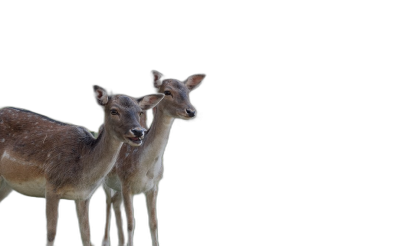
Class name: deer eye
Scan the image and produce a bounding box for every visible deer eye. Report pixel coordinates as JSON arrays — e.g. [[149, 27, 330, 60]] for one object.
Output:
[[164, 91, 172, 96], [110, 109, 119, 115], [139, 112, 144, 116]]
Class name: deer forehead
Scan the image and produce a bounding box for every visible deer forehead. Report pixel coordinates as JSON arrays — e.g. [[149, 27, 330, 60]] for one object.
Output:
[[110, 95, 140, 111], [162, 80, 189, 93]]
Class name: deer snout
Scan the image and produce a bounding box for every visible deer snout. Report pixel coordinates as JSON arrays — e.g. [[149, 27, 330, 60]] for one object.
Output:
[[131, 128, 145, 138], [186, 109, 196, 118]]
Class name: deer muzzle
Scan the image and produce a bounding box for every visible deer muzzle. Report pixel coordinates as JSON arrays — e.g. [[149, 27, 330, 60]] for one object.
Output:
[[124, 127, 146, 146]]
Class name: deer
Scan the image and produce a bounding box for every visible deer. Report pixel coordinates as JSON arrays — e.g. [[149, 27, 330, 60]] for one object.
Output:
[[0, 85, 164, 246], [101, 71, 205, 246]]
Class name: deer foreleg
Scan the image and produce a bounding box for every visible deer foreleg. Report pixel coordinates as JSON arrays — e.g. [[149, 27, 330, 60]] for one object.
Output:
[[112, 191, 125, 246], [122, 187, 135, 246], [75, 199, 93, 246], [146, 186, 160, 246], [102, 184, 113, 246]]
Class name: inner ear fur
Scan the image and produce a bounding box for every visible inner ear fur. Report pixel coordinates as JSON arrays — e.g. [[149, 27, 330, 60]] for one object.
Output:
[[152, 70, 163, 88], [93, 85, 109, 105], [184, 74, 206, 91], [137, 94, 165, 110]]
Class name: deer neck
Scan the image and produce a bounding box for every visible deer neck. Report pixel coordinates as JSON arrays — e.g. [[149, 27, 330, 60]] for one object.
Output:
[[82, 127, 123, 183], [141, 107, 175, 159]]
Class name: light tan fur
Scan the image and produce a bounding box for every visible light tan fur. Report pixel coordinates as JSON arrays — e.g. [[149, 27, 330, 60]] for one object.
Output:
[[102, 71, 205, 246]]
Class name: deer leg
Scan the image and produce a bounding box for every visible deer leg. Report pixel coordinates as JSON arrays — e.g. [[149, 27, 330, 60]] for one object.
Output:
[[112, 191, 125, 246], [75, 199, 93, 246], [145, 186, 159, 246], [0, 177, 12, 202], [122, 187, 135, 246], [45, 191, 60, 246], [102, 184, 113, 246]]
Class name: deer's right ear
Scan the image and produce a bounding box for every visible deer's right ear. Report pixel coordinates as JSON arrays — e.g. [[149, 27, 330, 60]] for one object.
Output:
[[152, 70, 163, 88], [93, 85, 109, 105]]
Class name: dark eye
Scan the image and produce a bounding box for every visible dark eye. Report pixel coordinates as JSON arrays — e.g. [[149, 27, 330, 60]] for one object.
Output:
[[139, 112, 143, 116], [110, 109, 119, 115], [164, 91, 171, 96]]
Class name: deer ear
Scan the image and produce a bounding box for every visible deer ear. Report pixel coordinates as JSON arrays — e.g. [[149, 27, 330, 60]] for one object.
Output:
[[152, 70, 163, 88], [137, 94, 165, 110], [184, 74, 206, 91], [93, 85, 109, 105]]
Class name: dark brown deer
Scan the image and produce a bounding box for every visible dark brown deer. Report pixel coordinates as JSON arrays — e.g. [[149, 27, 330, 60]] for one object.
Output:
[[102, 71, 205, 246], [0, 86, 164, 246]]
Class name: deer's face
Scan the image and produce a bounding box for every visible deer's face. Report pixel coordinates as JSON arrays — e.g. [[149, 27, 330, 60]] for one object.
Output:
[[152, 71, 205, 120], [94, 86, 164, 146], [104, 95, 146, 146]]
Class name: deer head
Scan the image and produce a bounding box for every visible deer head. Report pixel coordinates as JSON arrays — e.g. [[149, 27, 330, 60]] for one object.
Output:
[[94, 85, 164, 146], [151, 70, 205, 119]]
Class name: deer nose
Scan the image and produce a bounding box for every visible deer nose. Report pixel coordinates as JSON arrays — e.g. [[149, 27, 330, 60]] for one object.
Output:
[[186, 109, 196, 117], [131, 128, 144, 137]]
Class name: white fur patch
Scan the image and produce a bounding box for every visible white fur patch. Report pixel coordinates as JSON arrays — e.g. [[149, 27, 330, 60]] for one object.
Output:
[[1, 151, 9, 161], [1, 151, 32, 166]]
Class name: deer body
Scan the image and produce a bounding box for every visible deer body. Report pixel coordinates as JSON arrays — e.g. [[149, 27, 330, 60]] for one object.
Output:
[[102, 71, 205, 246], [0, 108, 122, 200], [0, 87, 164, 246]]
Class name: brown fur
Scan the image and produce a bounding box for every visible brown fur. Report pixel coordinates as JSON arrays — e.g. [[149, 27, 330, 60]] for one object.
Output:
[[0, 86, 164, 246]]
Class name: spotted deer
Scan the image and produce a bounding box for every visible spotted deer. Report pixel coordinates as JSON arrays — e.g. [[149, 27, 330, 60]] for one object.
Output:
[[0, 86, 164, 246], [102, 71, 205, 246]]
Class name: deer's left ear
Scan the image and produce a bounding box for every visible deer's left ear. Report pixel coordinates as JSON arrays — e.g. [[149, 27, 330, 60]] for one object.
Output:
[[184, 74, 206, 91], [152, 70, 163, 88], [137, 94, 165, 110]]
